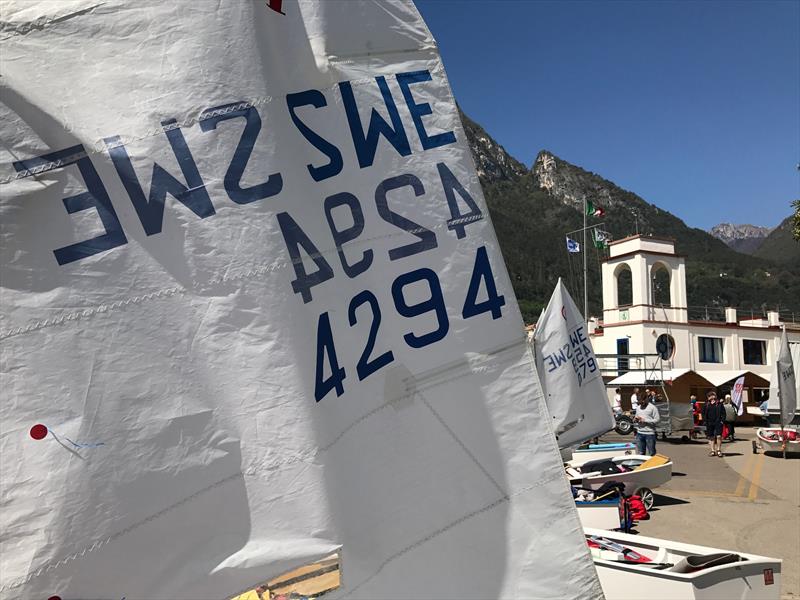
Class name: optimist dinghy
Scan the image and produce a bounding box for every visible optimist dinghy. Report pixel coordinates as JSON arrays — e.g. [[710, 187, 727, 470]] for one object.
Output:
[[585, 528, 781, 600], [567, 454, 672, 510], [756, 328, 798, 457], [567, 442, 636, 467], [754, 427, 800, 455]]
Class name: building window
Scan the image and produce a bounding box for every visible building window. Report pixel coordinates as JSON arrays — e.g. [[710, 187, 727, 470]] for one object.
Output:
[[743, 339, 766, 365], [698, 337, 723, 363]]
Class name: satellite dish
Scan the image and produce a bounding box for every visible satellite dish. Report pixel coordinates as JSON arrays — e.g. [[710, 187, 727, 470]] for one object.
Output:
[[656, 334, 674, 360]]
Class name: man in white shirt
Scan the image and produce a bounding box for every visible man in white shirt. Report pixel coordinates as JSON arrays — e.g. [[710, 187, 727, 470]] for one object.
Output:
[[634, 393, 660, 456], [630, 387, 640, 414], [612, 388, 622, 416]]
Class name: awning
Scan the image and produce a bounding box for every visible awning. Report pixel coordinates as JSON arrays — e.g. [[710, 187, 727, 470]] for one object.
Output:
[[699, 370, 748, 387], [697, 370, 770, 387], [607, 368, 693, 386]]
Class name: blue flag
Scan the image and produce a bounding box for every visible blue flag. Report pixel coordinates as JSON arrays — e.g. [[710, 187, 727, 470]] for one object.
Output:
[[566, 237, 580, 253]]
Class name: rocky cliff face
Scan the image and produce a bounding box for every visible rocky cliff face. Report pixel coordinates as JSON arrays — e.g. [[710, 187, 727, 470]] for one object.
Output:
[[532, 150, 644, 211], [531, 150, 667, 233], [459, 110, 526, 183], [709, 223, 772, 254]]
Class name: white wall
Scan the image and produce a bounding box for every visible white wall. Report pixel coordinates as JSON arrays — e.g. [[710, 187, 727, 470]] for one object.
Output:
[[592, 321, 800, 377]]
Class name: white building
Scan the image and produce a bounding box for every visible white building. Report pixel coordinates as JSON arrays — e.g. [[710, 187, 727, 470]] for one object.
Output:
[[589, 235, 800, 416]]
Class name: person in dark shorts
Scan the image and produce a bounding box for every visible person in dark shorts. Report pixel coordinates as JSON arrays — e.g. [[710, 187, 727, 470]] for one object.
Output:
[[702, 390, 725, 456]]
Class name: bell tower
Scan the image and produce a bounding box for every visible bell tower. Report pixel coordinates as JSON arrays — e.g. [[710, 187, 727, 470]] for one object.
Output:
[[601, 235, 687, 325]]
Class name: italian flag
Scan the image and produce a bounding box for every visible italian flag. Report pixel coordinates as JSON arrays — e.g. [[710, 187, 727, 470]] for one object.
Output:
[[586, 201, 605, 217]]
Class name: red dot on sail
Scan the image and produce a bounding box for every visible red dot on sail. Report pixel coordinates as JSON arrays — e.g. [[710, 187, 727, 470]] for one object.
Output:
[[30, 424, 48, 440], [47, 596, 62, 600]]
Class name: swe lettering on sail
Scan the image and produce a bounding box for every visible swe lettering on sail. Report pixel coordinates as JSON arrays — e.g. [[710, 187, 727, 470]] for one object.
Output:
[[542, 325, 598, 386], [12, 70, 457, 266]]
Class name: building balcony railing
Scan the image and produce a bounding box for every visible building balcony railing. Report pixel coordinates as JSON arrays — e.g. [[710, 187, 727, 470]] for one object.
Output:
[[600, 305, 800, 329], [594, 353, 670, 380]]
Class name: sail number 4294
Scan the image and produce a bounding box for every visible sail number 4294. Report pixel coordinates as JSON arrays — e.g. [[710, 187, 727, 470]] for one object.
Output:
[[314, 246, 505, 402], [273, 159, 505, 402]]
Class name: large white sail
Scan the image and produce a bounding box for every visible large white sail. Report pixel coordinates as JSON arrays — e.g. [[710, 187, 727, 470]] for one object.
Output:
[[0, 2, 602, 598], [768, 337, 799, 417], [776, 329, 797, 428], [533, 279, 615, 448]]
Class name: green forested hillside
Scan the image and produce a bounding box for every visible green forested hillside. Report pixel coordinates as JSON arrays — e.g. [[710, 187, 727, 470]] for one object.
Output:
[[754, 216, 800, 265], [461, 113, 800, 323]]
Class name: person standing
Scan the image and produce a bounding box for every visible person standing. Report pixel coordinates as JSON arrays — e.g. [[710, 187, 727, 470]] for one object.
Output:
[[633, 392, 660, 456], [690, 394, 700, 425], [702, 390, 725, 457], [723, 394, 736, 441], [631, 387, 640, 415], [613, 388, 622, 416], [759, 394, 771, 428]]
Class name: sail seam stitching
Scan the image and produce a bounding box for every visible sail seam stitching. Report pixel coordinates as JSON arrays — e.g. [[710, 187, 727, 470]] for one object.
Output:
[[0, 217, 484, 342], [0, 471, 242, 593], [0, 3, 106, 40]]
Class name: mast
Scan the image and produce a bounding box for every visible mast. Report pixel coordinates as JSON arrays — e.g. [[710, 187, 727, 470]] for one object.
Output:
[[583, 196, 588, 325]]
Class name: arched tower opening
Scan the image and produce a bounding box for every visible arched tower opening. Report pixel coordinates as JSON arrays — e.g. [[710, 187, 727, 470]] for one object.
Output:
[[651, 263, 671, 306], [614, 263, 633, 307]]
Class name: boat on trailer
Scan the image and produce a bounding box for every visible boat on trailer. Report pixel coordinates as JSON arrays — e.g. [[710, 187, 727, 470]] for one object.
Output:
[[754, 427, 800, 455], [756, 328, 799, 457], [567, 454, 672, 510], [585, 528, 781, 600]]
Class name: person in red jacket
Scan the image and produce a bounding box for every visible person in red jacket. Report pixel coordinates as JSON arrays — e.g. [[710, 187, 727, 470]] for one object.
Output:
[[690, 394, 700, 425]]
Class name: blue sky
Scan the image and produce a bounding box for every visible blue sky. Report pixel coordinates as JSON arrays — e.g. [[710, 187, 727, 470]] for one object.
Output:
[[415, 0, 799, 230]]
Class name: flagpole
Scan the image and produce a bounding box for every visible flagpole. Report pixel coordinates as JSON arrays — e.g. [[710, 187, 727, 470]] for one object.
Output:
[[583, 197, 588, 325], [780, 324, 787, 459]]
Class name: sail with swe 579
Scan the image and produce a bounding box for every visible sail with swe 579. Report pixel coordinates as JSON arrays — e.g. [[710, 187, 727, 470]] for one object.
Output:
[[0, 1, 602, 598], [534, 279, 615, 449]]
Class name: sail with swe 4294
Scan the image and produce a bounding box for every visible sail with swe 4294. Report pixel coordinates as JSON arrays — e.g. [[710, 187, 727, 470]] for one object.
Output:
[[0, 1, 602, 599]]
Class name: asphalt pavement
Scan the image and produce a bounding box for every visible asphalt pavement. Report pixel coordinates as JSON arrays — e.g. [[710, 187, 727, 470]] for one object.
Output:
[[600, 426, 800, 599]]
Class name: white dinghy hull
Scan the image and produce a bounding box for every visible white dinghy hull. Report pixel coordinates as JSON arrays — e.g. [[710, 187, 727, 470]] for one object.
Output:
[[569, 455, 673, 496], [567, 443, 636, 467], [755, 427, 800, 454], [585, 528, 782, 600]]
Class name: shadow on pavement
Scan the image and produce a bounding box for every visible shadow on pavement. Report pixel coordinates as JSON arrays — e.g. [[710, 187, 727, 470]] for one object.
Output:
[[763, 451, 800, 460], [653, 493, 690, 506]]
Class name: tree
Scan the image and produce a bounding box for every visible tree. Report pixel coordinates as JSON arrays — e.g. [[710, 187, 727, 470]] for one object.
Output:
[[793, 199, 800, 242]]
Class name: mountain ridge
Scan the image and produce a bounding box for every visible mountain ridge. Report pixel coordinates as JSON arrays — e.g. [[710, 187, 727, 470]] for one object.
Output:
[[459, 111, 800, 321], [709, 223, 772, 255]]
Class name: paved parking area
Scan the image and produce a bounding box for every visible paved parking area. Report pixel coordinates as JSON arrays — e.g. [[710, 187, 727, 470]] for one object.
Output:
[[601, 427, 800, 599]]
